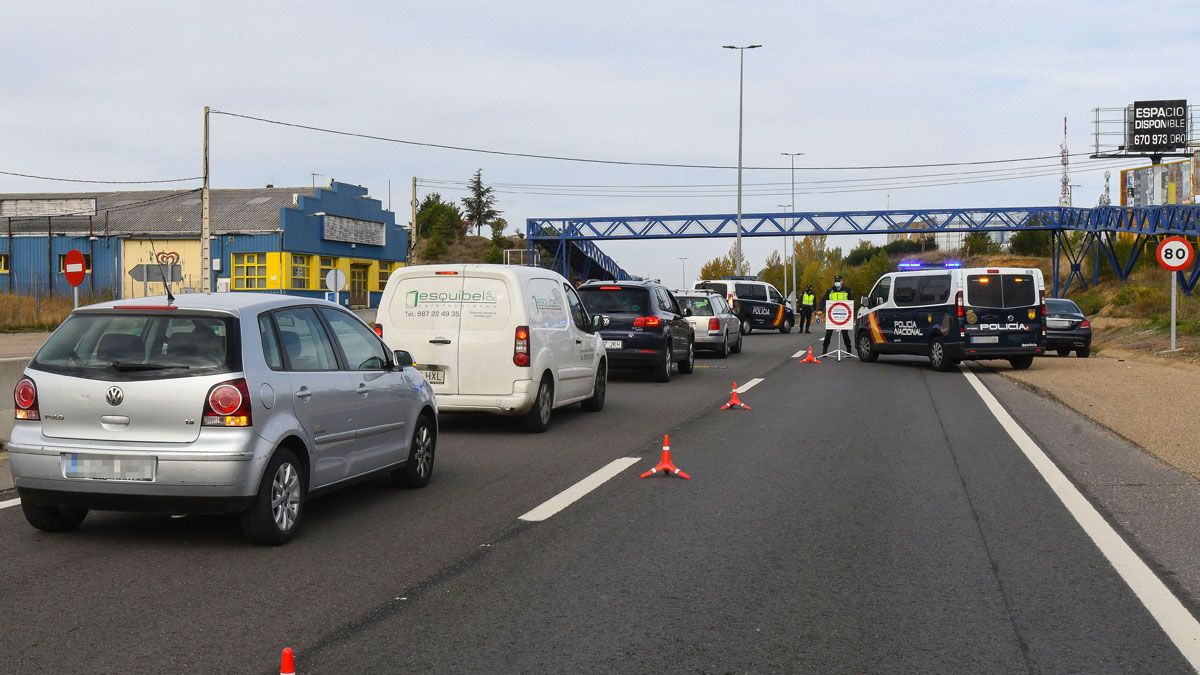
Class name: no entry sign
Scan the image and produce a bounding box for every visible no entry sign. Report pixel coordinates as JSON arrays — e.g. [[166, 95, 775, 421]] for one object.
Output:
[[825, 300, 855, 331], [1156, 236, 1195, 272], [64, 249, 87, 287]]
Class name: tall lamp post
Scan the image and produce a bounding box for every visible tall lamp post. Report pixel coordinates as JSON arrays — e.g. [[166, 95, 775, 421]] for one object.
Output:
[[723, 44, 761, 274], [780, 151, 804, 303], [777, 204, 792, 303], [677, 257, 689, 289]]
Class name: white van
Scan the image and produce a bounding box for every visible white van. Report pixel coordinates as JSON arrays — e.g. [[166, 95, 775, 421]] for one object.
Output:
[[376, 264, 607, 432]]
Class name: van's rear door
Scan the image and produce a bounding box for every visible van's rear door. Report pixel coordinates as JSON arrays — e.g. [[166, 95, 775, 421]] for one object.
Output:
[[963, 272, 1042, 348], [456, 270, 517, 395], [383, 270, 464, 394]]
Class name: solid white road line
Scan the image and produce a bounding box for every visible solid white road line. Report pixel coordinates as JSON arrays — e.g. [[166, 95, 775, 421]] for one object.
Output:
[[961, 365, 1200, 669], [791, 349, 807, 358], [0, 498, 21, 510], [736, 378, 764, 393], [519, 457, 641, 522]]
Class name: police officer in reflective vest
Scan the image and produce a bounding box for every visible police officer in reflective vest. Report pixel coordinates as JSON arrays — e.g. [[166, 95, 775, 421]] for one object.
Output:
[[799, 284, 816, 333], [820, 275, 853, 354]]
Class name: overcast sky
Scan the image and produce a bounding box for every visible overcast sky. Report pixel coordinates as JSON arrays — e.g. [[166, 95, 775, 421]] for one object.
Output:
[[2, 0, 1195, 286]]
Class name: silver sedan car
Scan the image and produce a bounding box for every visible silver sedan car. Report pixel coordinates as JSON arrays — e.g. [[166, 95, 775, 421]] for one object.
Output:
[[673, 291, 742, 357], [9, 293, 438, 545]]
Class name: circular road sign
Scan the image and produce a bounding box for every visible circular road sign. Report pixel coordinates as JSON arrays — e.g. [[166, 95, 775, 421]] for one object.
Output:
[[827, 301, 852, 328], [64, 249, 87, 287], [1156, 236, 1195, 272], [324, 268, 347, 292]]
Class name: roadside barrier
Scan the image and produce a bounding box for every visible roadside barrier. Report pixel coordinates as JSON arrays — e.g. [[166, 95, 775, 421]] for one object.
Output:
[[720, 382, 752, 411], [799, 345, 821, 364], [280, 647, 296, 675], [640, 435, 691, 480]]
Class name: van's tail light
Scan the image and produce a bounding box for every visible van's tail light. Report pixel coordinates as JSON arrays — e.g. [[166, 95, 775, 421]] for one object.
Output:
[[513, 326, 530, 367], [14, 377, 39, 421], [373, 323, 383, 338], [202, 379, 253, 427], [633, 316, 662, 328], [708, 318, 721, 331], [955, 291, 966, 338]]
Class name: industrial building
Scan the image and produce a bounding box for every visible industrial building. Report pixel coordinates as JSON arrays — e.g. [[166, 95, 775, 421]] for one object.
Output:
[[0, 180, 407, 308]]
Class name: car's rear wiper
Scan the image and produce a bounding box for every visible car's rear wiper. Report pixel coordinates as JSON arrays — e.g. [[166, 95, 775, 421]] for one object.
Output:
[[109, 362, 190, 371]]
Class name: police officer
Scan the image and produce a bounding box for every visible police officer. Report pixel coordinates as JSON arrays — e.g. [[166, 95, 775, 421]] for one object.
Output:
[[820, 275, 853, 354], [799, 284, 816, 333]]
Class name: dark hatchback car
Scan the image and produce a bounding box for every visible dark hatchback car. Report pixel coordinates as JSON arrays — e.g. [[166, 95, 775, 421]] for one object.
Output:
[[1045, 297, 1092, 357], [578, 280, 695, 382]]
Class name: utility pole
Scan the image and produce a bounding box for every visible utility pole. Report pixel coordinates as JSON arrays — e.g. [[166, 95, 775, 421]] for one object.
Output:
[[410, 176, 419, 260], [724, 44, 761, 273], [781, 151, 803, 305], [201, 105, 211, 294], [677, 257, 688, 289]]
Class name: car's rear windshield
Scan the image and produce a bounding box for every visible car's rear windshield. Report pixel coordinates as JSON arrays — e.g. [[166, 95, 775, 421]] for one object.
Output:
[[30, 312, 240, 381], [677, 296, 715, 316], [1046, 298, 1080, 314], [695, 281, 728, 296], [966, 273, 1037, 309], [578, 287, 651, 314]]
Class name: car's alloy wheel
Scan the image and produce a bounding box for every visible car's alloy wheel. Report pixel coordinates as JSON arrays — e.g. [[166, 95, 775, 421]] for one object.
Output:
[[521, 379, 554, 432], [395, 415, 437, 487], [717, 332, 729, 358], [581, 367, 606, 411], [241, 448, 305, 545], [678, 340, 695, 374], [654, 345, 673, 382], [271, 461, 301, 533], [857, 333, 878, 362]]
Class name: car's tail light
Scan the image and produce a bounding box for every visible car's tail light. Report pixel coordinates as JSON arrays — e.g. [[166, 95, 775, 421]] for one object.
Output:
[[708, 318, 721, 331], [633, 316, 662, 328], [513, 325, 530, 367], [955, 291, 964, 318], [1080, 319, 1091, 329], [202, 379, 252, 427], [373, 323, 383, 338], [599, 285, 623, 291], [14, 377, 39, 421]]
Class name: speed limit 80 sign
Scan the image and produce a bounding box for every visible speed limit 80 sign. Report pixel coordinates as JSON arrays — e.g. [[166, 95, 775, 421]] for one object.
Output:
[[1156, 236, 1196, 272]]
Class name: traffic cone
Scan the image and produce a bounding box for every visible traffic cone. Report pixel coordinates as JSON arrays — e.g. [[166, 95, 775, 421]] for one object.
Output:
[[640, 435, 691, 480], [720, 382, 752, 411], [800, 345, 821, 363], [280, 647, 296, 675]]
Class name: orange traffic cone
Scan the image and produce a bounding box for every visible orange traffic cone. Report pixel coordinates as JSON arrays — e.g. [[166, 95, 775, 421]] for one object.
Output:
[[640, 435, 691, 480], [800, 345, 821, 363], [280, 647, 296, 675], [720, 382, 752, 411]]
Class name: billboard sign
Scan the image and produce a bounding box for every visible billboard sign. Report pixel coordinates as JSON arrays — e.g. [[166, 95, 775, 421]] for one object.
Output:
[[1127, 100, 1189, 153], [1120, 159, 1195, 206]]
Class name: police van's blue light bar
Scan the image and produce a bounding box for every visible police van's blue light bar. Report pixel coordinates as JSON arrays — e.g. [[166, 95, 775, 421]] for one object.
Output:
[[943, 261, 962, 269], [897, 261, 923, 270], [898, 260, 962, 270]]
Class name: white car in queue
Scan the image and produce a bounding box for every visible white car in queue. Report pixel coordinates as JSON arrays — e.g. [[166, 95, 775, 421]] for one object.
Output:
[[375, 264, 607, 432]]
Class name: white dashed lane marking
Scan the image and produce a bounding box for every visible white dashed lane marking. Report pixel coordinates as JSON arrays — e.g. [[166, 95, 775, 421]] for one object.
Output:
[[519, 457, 641, 522], [735, 378, 764, 393], [0, 498, 21, 510]]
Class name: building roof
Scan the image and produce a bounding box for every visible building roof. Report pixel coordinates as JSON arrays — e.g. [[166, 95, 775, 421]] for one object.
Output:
[[0, 186, 315, 236]]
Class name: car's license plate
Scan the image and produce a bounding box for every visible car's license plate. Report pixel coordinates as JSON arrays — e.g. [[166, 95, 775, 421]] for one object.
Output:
[[421, 369, 446, 385], [62, 454, 156, 481], [603, 340, 623, 350], [972, 335, 999, 344]]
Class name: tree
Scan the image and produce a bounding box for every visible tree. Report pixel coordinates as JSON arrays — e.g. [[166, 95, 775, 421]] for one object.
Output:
[[461, 169, 500, 237], [845, 240, 882, 266], [963, 232, 1000, 256], [1009, 229, 1052, 256], [698, 243, 750, 280], [489, 216, 509, 243], [415, 197, 465, 261], [758, 250, 785, 291]]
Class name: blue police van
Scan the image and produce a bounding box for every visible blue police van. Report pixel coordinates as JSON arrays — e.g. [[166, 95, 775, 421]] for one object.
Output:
[[694, 277, 795, 335], [855, 264, 1046, 371]]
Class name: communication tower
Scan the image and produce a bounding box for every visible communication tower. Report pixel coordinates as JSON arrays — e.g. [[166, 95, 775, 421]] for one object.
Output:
[[1059, 116, 1072, 207]]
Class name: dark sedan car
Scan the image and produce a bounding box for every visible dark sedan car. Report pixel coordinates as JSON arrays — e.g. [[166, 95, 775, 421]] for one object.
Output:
[[578, 280, 695, 382], [1045, 298, 1092, 357]]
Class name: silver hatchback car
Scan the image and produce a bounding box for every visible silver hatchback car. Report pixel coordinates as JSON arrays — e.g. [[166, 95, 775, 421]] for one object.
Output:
[[673, 291, 742, 358], [9, 293, 438, 545]]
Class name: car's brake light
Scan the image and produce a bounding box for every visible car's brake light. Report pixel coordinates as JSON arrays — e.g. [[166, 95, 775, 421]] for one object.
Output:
[[633, 316, 662, 328], [1080, 319, 1091, 329], [708, 317, 720, 331], [599, 285, 623, 291], [955, 291, 964, 318], [14, 377, 39, 421], [435, 270, 459, 275], [373, 323, 383, 338], [987, 268, 1000, 274], [514, 325, 530, 367], [202, 379, 252, 427]]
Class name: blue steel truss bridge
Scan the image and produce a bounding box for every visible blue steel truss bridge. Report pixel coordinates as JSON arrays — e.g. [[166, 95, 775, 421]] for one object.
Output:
[[526, 205, 1200, 295]]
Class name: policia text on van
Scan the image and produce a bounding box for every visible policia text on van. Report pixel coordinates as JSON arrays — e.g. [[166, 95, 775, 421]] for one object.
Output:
[[855, 266, 1046, 372]]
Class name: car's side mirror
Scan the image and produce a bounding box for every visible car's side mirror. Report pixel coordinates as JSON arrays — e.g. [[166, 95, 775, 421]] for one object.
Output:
[[860, 295, 869, 308], [393, 350, 414, 369], [682, 307, 693, 317]]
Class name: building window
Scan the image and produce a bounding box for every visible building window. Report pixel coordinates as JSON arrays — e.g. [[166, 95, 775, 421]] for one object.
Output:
[[378, 261, 393, 287], [319, 256, 337, 281], [232, 253, 267, 289], [0, 254, 8, 273], [290, 254, 311, 289], [57, 253, 92, 272]]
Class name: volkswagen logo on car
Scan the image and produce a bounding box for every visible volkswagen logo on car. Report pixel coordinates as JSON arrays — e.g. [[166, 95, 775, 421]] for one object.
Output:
[[105, 386, 124, 407]]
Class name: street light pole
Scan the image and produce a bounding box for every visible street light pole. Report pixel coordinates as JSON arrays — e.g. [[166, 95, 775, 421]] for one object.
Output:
[[777, 204, 791, 303], [724, 44, 761, 274], [677, 257, 688, 289], [781, 152, 804, 304]]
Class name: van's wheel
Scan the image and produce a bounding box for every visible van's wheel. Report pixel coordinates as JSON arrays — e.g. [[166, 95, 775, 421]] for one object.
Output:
[[779, 318, 793, 334], [731, 332, 743, 354], [1009, 355, 1034, 370], [581, 365, 606, 412], [240, 448, 305, 546], [521, 377, 554, 432], [857, 332, 878, 363], [928, 336, 958, 372], [740, 321, 752, 336], [716, 333, 729, 358], [677, 340, 695, 374], [393, 414, 436, 488], [653, 344, 673, 382], [20, 499, 88, 532]]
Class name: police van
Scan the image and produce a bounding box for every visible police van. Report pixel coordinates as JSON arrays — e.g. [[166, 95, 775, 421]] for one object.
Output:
[[855, 264, 1046, 371], [693, 277, 795, 335]]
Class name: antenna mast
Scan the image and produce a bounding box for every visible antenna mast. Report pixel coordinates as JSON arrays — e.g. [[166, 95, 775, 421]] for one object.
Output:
[[1059, 116, 1072, 207]]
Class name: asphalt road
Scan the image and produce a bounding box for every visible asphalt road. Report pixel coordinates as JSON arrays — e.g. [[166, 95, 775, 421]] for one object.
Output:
[[1, 330, 1198, 673]]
